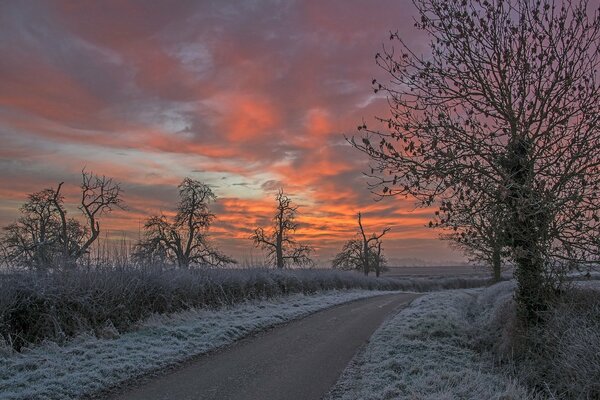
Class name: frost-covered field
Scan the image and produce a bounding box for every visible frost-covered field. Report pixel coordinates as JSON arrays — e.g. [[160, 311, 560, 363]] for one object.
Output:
[[0, 289, 394, 400], [327, 284, 534, 400]]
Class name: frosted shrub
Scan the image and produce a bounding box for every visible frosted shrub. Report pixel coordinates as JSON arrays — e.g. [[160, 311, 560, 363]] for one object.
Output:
[[475, 282, 600, 399], [0, 267, 490, 350]]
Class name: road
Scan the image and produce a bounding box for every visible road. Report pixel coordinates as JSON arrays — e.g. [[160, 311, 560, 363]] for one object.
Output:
[[109, 292, 420, 400]]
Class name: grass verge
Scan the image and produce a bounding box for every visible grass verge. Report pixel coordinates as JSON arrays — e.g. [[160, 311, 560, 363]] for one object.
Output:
[[327, 287, 533, 400]]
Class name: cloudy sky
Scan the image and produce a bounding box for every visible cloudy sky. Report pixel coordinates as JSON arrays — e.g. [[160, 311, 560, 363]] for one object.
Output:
[[0, 0, 462, 264]]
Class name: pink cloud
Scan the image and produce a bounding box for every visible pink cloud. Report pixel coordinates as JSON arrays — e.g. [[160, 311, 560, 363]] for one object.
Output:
[[0, 0, 463, 263]]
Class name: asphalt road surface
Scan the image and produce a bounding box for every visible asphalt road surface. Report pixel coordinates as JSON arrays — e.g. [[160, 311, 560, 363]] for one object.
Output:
[[109, 292, 420, 400]]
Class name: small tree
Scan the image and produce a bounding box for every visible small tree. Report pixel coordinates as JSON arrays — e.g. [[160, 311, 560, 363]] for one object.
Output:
[[332, 239, 363, 271], [0, 171, 123, 269], [1, 188, 59, 269], [439, 199, 508, 282], [251, 189, 313, 269], [133, 178, 235, 268], [332, 213, 389, 276]]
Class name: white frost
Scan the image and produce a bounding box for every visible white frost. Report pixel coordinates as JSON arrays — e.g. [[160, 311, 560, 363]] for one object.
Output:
[[327, 285, 534, 400], [0, 289, 392, 400]]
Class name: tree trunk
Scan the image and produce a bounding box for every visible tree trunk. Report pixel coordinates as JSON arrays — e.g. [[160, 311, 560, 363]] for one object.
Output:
[[362, 242, 369, 275], [375, 242, 382, 277], [503, 136, 548, 323], [276, 231, 284, 269], [491, 243, 501, 283], [276, 246, 284, 269], [178, 254, 189, 269]]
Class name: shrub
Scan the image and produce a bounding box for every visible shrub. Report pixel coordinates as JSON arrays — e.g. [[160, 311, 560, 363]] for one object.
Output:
[[516, 288, 600, 398], [0, 267, 490, 350]]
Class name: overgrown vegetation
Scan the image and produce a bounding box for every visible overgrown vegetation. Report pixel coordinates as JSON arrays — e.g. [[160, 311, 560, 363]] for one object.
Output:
[[0, 268, 489, 351], [476, 281, 600, 399]]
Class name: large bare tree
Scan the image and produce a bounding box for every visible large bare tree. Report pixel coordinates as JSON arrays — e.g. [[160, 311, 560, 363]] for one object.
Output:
[[352, 0, 600, 321], [251, 189, 313, 269], [0, 171, 123, 269], [133, 178, 235, 268]]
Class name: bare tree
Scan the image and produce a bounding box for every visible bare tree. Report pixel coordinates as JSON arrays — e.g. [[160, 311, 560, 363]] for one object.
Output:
[[332, 213, 390, 276], [251, 189, 313, 269], [358, 212, 390, 276], [0, 171, 123, 269], [133, 178, 235, 268], [332, 239, 363, 271], [352, 0, 600, 321], [75, 172, 124, 262], [0, 189, 58, 269]]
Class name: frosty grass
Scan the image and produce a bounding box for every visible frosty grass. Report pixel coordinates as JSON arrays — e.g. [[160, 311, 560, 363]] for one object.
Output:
[[1, 289, 393, 400]]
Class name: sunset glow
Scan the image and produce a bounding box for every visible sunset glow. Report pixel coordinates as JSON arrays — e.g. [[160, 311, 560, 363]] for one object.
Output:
[[0, 0, 461, 264]]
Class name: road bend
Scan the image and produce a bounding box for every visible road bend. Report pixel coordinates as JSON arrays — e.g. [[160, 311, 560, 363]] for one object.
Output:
[[109, 292, 420, 400]]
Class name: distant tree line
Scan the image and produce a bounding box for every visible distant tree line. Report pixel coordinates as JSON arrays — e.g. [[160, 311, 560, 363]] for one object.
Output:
[[1, 173, 394, 273]]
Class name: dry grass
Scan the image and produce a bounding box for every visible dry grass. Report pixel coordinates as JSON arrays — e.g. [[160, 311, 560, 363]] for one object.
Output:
[[327, 287, 534, 400], [474, 281, 600, 399], [512, 288, 600, 399]]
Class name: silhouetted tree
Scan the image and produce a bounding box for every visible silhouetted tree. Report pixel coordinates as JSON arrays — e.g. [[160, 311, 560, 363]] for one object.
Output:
[[133, 178, 235, 268], [352, 0, 600, 322], [332, 213, 389, 276], [439, 199, 508, 282], [251, 189, 313, 269], [332, 239, 363, 271], [357, 212, 389, 276], [0, 171, 123, 269], [74, 172, 124, 264]]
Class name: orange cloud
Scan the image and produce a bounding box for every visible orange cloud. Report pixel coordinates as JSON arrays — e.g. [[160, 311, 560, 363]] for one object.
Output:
[[305, 109, 334, 137], [0, 0, 463, 264]]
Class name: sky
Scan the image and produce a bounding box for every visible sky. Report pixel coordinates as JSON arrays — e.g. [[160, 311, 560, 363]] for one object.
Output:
[[0, 0, 463, 265]]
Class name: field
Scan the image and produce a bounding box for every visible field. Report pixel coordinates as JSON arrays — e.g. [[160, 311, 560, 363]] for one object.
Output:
[[385, 265, 488, 277]]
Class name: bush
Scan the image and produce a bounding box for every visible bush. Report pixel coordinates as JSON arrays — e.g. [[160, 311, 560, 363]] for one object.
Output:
[[516, 288, 600, 398], [0, 267, 490, 350]]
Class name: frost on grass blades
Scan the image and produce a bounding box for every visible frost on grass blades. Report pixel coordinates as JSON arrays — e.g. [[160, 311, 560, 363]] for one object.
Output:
[[329, 279, 600, 399], [0, 290, 392, 400], [327, 285, 534, 400]]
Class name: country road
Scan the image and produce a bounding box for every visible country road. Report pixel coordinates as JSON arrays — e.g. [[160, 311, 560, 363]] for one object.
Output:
[[108, 292, 420, 400]]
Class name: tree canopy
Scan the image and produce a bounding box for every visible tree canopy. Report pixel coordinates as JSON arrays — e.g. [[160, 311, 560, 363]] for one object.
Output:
[[352, 0, 600, 321]]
